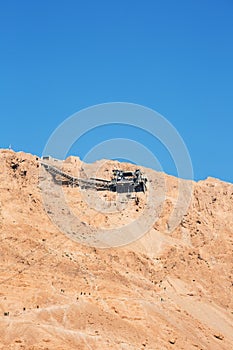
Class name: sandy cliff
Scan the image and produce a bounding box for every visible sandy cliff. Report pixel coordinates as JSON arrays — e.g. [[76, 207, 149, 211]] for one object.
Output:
[[0, 149, 232, 350]]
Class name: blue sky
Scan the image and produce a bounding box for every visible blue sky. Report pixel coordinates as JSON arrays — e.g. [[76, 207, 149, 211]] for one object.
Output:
[[0, 0, 233, 182]]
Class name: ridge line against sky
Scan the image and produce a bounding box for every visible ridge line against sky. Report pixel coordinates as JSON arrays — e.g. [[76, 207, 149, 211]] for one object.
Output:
[[0, 0, 233, 182]]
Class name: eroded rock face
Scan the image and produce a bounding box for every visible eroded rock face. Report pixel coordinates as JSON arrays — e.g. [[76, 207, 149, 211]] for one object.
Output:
[[0, 149, 233, 350]]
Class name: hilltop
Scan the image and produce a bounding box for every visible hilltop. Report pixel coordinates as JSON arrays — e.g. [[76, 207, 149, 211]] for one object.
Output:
[[0, 149, 232, 350]]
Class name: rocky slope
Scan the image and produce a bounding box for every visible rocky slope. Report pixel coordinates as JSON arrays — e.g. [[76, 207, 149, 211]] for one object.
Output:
[[0, 149, 232, 350]]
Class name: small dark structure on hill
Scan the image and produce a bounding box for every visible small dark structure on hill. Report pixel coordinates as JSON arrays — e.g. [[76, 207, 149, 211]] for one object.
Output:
[[111, 169, 147, 193], [41, 159, 147, 194]]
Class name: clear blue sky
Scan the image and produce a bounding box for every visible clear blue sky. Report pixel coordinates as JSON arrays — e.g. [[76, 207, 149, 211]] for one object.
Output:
[[1, 0, 233, 182]]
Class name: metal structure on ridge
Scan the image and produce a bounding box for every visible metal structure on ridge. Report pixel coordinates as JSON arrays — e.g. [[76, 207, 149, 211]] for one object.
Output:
[[41, 158, 147, 194]]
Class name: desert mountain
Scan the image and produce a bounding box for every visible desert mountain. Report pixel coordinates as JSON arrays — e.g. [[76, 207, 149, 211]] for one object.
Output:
[[0, 149, 232, 350]]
